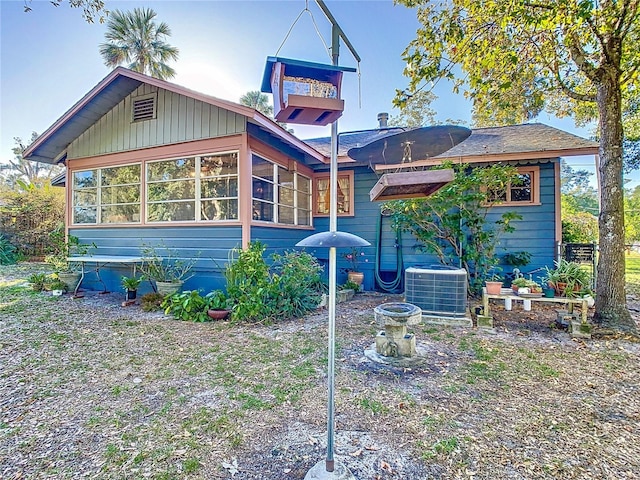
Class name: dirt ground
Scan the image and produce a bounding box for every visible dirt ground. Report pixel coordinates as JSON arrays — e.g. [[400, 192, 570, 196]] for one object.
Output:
[[1, 263, 639, 480]]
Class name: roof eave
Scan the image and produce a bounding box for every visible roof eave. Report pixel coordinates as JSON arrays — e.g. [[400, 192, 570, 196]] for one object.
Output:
[[23, 66, 326, 165]]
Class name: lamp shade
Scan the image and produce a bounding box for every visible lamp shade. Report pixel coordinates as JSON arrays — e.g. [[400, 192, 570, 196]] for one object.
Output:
[[296, 231, 370, 248]]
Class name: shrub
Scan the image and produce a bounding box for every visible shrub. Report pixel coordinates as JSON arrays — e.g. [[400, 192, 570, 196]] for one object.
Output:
[[27, 273, 48, 291], [0, 181, 64, 258], [0, 234, 17, 265], [225, 241, 324, 323], [162, 290, 210, 322], [270, 250, 324, 318]]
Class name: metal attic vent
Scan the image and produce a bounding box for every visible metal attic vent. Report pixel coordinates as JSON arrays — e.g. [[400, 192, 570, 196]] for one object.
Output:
[[405, 265, 467, 317], [132, 95, 156, 121]]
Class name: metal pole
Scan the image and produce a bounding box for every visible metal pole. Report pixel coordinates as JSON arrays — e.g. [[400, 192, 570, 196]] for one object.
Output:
[[324, 19, 340, 475]]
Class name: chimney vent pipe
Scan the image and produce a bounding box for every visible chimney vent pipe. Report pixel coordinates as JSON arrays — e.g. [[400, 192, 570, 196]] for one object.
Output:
[[377, 112, 389, 128]]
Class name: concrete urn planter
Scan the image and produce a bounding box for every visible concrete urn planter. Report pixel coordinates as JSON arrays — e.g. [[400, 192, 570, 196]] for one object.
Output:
[[155, 281, 183, 296], [57, 272, 81, 292]]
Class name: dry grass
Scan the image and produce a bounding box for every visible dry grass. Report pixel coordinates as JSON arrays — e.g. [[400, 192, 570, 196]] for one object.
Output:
[[1, 263, 640, 479]]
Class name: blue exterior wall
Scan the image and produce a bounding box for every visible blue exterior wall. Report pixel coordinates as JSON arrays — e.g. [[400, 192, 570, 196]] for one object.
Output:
[[487, 161, 557, 281], [314, 160, 558, 291], [312, 166, 384, 291], [70, 226, 241, 294], [70, 160, 558, 295]]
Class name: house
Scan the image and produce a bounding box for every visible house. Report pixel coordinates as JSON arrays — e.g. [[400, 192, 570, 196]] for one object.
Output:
[[24, 67, 599, 293]]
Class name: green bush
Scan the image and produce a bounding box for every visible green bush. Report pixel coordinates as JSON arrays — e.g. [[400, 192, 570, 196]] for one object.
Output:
[[0, 181, 64, 258], [225, 241, 324, 323], [162, 290, 210, 322], [0, 234, 17, 265], [27, 273, 48, 291]]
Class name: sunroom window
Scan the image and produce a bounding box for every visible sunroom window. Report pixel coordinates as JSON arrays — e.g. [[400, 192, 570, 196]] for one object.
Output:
[[146, 152, 238, 222], [251, 154, 311, 226], [72, 164, 141, 224]]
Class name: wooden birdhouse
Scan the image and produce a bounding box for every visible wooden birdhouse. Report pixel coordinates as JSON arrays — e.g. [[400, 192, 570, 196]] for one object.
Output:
[[261, 56, 356, 126]]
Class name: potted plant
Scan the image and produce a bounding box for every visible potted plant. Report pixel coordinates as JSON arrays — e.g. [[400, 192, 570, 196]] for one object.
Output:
[[44, 229, 93, 292], [337, 283, 356, 303], [543, 259, 592, 297], [511, 276, 529, 293], [121, 275, 144, 300], [484, 269, 504, 295], [139, 243, 196, 295], [342, 247, 366, 287], [204, 290, 232, 319]]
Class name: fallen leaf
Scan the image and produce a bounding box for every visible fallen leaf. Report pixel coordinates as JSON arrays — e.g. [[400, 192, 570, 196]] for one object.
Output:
[[350, 448, 363, 457], [222, 458, 239, 477]]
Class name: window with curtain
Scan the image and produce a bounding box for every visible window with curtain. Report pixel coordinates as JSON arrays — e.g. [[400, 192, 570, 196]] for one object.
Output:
[[251, 154, 312, 226], [313, 171, 354, 216]]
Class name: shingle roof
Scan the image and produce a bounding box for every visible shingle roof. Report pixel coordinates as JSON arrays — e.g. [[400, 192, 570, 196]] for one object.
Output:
[[433, 123, 598, 158], [304, 127, 406, 157], [304, 122, 599, 161]]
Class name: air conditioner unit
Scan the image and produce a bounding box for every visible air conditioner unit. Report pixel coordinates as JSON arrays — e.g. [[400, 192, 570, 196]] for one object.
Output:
[[405, 265, 468, 318]]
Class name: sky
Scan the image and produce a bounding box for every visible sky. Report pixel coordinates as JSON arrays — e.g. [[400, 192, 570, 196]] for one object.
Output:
[[1, 0, 637, 189]]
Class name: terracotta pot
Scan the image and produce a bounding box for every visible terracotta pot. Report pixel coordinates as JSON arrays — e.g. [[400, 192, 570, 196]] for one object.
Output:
[[555, 282, 568, 296], [485, 281, 503, 295], [207, 309, 230, 320], [347, 271, 364, 286]]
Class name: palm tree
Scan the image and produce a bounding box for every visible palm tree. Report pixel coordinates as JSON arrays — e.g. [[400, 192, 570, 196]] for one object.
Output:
[[99, 8, 179, 80], [239, 91, 273, 117]]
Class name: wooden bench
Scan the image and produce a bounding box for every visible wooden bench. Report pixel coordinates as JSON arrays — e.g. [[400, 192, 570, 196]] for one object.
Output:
[[482, 287, 588, 324]]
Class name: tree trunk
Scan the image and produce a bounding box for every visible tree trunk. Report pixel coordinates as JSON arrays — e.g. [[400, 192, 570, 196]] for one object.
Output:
[[594, 70, 637, 333]]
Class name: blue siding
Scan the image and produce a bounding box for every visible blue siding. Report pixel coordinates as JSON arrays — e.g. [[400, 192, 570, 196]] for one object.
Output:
[[70, 226, 242, 293], [250, 227, 314, 255], [489, 161, 557, 279], [70, 162, 558, 295], [313, 161, 558, 290], [313, 167, 382, 290]]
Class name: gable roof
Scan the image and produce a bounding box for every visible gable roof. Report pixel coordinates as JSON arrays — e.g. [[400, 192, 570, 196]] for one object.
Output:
[[434, 123, 598, 157], [305, 122, 600, 169], [23, 67, 325, 165]]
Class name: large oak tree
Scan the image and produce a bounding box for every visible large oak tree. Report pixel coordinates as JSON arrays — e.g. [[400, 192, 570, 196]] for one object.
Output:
[[397, 0, 639, 333]]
